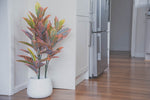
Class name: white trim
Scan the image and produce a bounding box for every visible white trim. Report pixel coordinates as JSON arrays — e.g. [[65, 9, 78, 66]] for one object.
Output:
[[145, 54, 150, 60], [7, 0, 14, 95], [76, 67, 88, 78], [131, 0, 138, 57], [75, 71, 88, 86], [134, 52, 145, 57], [13, 82, 27, 95], [76, 67, 88, 86]]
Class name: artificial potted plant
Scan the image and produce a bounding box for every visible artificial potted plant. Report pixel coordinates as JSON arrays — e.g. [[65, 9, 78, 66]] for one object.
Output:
[[17, 2, 71, 98]]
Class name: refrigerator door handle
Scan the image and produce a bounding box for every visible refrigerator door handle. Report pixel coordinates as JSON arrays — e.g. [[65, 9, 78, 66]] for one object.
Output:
[[97, 34, 101, 61], [92, 30, 107, 33]]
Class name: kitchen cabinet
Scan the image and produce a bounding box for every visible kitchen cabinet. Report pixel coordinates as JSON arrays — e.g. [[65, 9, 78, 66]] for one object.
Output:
[[77, 0, 90, 16], [76, 0, 90, 85]]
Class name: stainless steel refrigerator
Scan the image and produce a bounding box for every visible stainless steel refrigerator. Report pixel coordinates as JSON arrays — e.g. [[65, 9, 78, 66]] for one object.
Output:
[[89, 0, 109, 78]]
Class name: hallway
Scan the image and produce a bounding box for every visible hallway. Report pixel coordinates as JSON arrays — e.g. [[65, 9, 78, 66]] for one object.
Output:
[[1, 52, 150, 100]]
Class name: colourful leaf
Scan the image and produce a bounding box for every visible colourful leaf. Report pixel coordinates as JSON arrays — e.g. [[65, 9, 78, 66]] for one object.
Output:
[[54, 16, 59, 30], [57, 28, 71, 35], [18, 55, 33, 63], [27, 48, 36, 61], [59, 19, 65, 30], [40, 57, 48, 62], [51, 28, 57, 36], [42, 15, 50, 24], [27, 27, 36, 36], [22, 30, 33, 40], [20, 49, 30, 54], [19, 41, 33, 48], [38, 7, 44, 19], [17, 60, 33, 65], [42, 7, 48, 17], [56, 28, 71, 42], [57, 47, 64, 50], [29, 11, 37, 21], [38, 62, 45, 68], [28, 14, 35, 27], [52, 56, 59, 58], [35, 2, 41, 16], [25, 64, 37, 73], [43, 49, 53, 55], [23, 17, 34, 28]]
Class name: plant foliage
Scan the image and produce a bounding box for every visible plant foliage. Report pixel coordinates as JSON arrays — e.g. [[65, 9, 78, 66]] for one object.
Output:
[[17, 2, 71, 79]]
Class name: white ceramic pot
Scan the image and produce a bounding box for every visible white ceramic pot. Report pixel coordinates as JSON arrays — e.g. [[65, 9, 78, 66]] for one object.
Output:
[[27, 78, 53, 98]]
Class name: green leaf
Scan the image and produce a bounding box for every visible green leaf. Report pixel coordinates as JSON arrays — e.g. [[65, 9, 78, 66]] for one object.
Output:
[[28, 14, 35, 28], [19, 41, 33, 48], [17, 60, 33, 65], [23, 17, 34, 28], [44, 19, 48, 28], [37, 8, 41, 18], [59, 19, 65, 29], [35, 2, 41, 16], [51, 29, 57, 36], [27, 48, 36, 62]]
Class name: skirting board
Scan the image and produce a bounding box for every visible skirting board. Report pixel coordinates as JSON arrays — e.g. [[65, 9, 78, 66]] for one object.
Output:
[[12, 82, 27, 95], [145, 54, 150, 60], [134, 52, 144, 58], [76, 71, 88, 86]]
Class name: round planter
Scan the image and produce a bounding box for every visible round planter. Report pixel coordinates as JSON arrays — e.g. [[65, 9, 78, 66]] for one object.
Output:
[[27, 78, 53, 98]]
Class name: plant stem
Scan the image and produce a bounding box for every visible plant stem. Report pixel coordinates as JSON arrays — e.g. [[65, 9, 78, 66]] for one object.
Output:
[[38, 67, 40, 79], [45, 60, 49, 78], [45, 64, 47, 78], [37, 49, 41, 79]]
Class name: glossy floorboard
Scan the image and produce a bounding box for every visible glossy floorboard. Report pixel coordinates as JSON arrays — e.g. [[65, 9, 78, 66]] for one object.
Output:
[[1, 51, 150, 100]]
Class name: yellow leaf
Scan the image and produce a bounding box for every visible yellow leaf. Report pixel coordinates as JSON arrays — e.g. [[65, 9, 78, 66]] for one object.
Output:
[[59, 19, 65, 26], [27, 48, 36, 62], [35, 2, 41, 15]]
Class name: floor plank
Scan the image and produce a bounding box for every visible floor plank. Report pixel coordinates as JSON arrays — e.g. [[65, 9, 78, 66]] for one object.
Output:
[[1, 51, 150, 100]]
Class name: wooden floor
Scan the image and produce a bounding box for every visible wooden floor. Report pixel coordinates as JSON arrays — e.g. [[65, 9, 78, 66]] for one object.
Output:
[[1, 51, 150, 100]]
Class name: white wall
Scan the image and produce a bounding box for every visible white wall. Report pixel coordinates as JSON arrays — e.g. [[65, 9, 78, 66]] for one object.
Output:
[[110, 0, 133, 51], [0, 0, 12, 95], [131, 0, 148, 57], [0, 0, 34, 95], [12, 0, 29, 94], [27, 0, 77, 89]]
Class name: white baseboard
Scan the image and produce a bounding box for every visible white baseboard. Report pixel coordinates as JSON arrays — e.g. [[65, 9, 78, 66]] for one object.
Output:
[[145, 53, 150, 60], [12, 82, 27, 95], [134, 52, 145, 57], [76, 70, 88, 86]]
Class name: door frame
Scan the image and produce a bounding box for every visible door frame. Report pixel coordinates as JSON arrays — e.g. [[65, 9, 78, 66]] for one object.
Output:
[[109, 0, 138, 57], [131, 0, 138, 57]]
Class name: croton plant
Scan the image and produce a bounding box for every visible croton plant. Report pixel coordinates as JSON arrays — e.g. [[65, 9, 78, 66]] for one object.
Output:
[[17, 2, 71, 79]]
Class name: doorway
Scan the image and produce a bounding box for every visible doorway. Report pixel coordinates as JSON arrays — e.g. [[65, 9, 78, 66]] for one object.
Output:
[[110, 0, 133, 54]]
